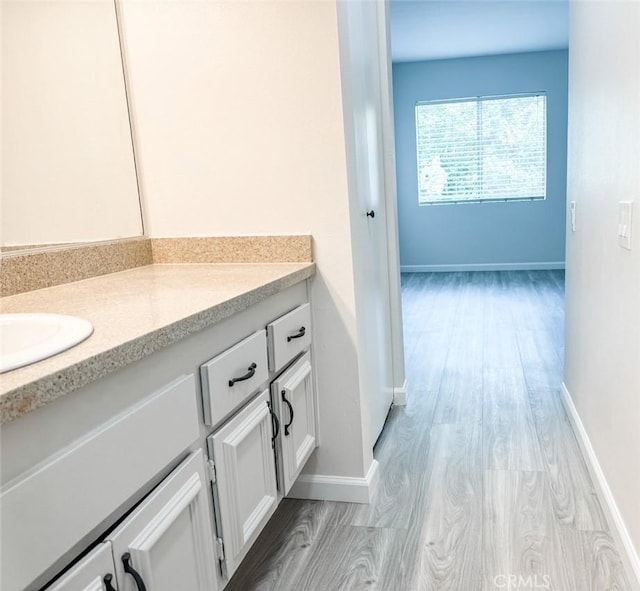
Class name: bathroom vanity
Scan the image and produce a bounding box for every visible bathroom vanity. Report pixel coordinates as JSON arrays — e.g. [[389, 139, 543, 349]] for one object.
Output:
[[0, 261, 317, 591]]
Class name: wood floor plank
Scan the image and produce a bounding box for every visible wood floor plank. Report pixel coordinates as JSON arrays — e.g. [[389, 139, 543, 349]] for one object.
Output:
[[290, 525, 405, 591], [405, 329, 451, 393], [401, 272, 437, 363], [402, 272, 452, 336], [530, 271, 566, 352], [433, 365, 483, 425], [450, 272, 485, 332], [483, 367, 544, 471], [483, 470, 571, 591], [528, 388, 608, 531], [528, 271, 565, 314], [224, 499, 332, 591], [407, 424, 483, 591], [516, 329, 563, 392], [483, 327, 523, 369], [447, 325, 485, 371], [482, 272, 516, 331], [560, 529, 632, 591], [433, 316, 484, 425], [505, 271, 544, 333], [350, 401, 433, 529]]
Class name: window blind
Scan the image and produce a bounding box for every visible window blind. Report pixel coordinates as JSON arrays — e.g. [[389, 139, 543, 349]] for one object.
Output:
[[415, 93, 547, 204]]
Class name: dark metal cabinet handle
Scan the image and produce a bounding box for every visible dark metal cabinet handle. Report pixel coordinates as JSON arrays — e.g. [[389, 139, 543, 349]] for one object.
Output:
[[281, 390, 294, 436], [103, 574, 117, 591], [122, 553, 147, 591], [267, 401, 280, 448], [366, 210, 375, 218], [228, 363, 257, 387], [287, 326, 306, 342]]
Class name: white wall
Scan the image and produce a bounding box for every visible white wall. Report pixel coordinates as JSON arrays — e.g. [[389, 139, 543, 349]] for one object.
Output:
[[118, 0, 373, 479], [1, 0, 141, 246], [565, 0, 640, 566]]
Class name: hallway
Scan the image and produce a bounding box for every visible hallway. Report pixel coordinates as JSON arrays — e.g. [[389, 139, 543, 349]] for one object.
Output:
[[227, 271, 632, 590]]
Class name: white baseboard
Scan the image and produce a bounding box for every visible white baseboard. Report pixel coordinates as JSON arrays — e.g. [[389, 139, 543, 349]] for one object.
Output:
[[393, 379, 407, 406], [560, 383, 640, 588], [287, 459, 380, 504], [400, 261, 566, 273]]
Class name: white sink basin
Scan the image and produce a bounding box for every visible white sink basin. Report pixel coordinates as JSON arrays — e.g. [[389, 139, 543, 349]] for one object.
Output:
[[0, 313, 93, 373]]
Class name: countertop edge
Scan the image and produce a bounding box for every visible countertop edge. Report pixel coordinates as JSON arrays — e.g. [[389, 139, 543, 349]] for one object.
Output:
[[0, 263, 315, 424]]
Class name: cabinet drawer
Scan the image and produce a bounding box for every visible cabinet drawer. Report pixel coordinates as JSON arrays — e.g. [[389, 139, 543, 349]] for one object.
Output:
[[0, 375, 199, 591], [266, 304, 312, 373], [200, 330, 269, 427]]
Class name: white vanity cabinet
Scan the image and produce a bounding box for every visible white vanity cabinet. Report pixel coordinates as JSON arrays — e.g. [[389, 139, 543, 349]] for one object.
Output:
[[1, 279, 317, 591], [201, 302, 318, 583], [270, 351, 317, 495], [107, 450, 218, 591], [45, 544, 118, 591]]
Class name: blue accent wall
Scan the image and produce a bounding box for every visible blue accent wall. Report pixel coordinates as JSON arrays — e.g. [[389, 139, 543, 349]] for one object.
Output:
[[393, 50, 568, 270]]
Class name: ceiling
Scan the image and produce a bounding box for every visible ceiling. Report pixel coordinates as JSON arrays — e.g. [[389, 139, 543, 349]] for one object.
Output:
[[390, 0, 569, 63]]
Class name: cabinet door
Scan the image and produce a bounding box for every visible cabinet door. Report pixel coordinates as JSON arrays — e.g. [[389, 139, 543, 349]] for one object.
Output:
[[107, 450, 218, 591], [271, 351, 317, 495], [46, 543, 117, 591], [207, 390, 278, 579]]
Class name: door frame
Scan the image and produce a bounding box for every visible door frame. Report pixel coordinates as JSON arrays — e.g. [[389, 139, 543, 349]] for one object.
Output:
[[376, 0, 406, 405]]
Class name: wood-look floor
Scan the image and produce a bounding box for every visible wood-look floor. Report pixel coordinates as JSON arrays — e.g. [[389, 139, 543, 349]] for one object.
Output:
[[226, 271, 633, 591]]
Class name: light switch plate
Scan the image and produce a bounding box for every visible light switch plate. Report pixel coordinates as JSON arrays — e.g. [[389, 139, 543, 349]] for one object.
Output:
[[618, 201, 633, 250]]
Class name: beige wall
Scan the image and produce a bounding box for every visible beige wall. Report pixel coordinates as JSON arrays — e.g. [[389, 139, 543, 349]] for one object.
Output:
[[565, 0, 640, 567], [119, 0, 372, 479], [1, 0, 142, 247]]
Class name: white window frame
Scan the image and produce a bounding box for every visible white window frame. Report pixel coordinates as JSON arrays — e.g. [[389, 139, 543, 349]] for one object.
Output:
[[415, 92, 547, 205]]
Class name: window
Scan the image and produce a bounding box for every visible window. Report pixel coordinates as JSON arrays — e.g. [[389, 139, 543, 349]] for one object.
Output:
[[415, 93, 547, 205]]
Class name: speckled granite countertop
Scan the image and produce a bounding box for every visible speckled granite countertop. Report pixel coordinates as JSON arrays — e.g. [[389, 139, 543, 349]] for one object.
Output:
[[0, 262, 315, 424]]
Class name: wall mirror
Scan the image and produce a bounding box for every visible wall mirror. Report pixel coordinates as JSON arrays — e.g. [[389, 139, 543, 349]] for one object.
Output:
[[1, 0, 143, 251]]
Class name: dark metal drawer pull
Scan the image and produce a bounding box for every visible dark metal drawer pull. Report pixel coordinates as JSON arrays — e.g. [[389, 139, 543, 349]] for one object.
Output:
[[228, 363, 257, 387], [103, 574, 117, 591], [122, 553, 147, 591], [281, 390, 294, 436], [287, 326, 306, 342]]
